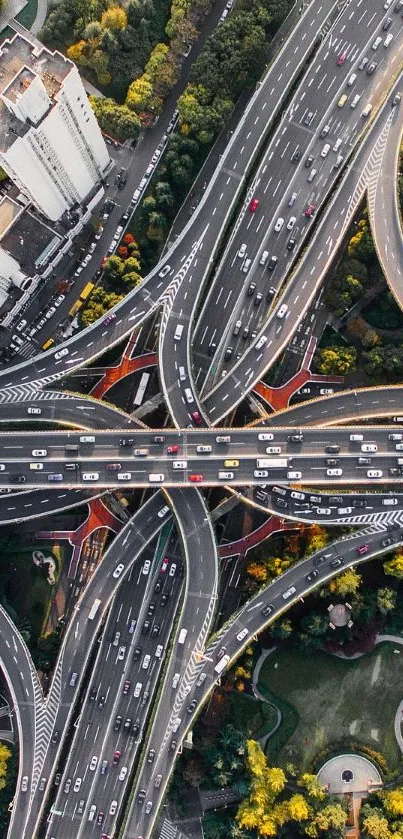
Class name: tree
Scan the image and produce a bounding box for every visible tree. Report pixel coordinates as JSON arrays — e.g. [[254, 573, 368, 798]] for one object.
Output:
[[383, 788, 403, 818], [361, 806, 391, 839], [310, 802, 348, 834], [101, 6, 127, 30], [270, 619, 293, 640], [298, 773, 326, 800], [329, 567, 361, 597], [306, 525, 328, 555], [316, 346, 357, 375], [300, 613, 328, 637], [90, 96, 141, 141], [377, 587, 397, 615], [384, 552, 403, 579], [286, 793, 309, 822], [247, 562, 268, 583], [126, 74, 154, 112], [0, 743, 11, 791]]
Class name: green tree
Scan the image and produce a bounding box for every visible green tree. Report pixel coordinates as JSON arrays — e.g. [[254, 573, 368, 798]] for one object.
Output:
[[90, 96, 141, 141], [377, 587, 397, 615], [330, 567, 361, 597], [300, 613, 329, 637], [384, 552, 403, 579], [0, 744, 11, 791], [270, 619, 293, 640], [361, 805, 391, 839], [316, 346, 357, 375]]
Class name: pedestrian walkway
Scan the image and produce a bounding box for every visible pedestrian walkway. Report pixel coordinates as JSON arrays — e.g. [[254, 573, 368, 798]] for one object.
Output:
[[90, 351, 157, 399], [252, 647, 282, 749], [37, 497, 124, 579], [253, 337, 344, 411], [219, 515, 295, 559], [31, 0, 48, 34]]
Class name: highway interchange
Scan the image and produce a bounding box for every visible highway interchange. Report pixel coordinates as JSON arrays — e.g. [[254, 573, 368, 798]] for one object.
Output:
[[3, 0, 403, 837]]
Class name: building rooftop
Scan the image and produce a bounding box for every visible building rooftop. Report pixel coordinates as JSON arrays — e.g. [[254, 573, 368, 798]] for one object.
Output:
[[1, 208, 61, 273], [0, 195, 22, 237], [0, 31, 72, 152]]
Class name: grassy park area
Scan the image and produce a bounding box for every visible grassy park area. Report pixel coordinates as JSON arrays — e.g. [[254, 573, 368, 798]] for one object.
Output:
[[258, 644, 403, 770]]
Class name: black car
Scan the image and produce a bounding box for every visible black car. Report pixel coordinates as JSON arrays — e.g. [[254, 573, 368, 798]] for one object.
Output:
[[124, 718, 132, 731], [161, 593, 169, 607], [225, 346, 233, 361], [151, 624, 160, 637], [208, 342, 217, 356], [142, 620, 150, 634], [11, 474, 26, 483], [286, 238, 295, 251], [305, 568, 320, 583], [352, 499, 366, 507], [329, 495, 343, 504], [51, 730, 59, 743], [330, 557, 344, 568], [288, 433, 303, 443], [187, 700, 197, 713], [133, 647, 141, 660], [326, 458, 339, 466], [154, 579, 162, 593], [132, 720, 140, 735], [291, 148, 301, 162], [389, 468, 399, 476], [98, 694, 106, 709], [147, 602, 155, 616], [170, 740, 177, 751], [325, 445, 340, 454], [114, 716, 122, 731], [119, 438, 134, 447], [147, 749, 155, 763], [275, 498, 288, 509], [314, 555, 327, 566], [89, 687, 97, 701], [261, 603, 274, 616], [138, 789, 146, 802], [305, 154, 314, 168]]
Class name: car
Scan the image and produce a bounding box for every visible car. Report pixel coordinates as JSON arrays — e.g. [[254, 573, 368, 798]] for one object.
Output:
[[142, 620, 150, 634], [320, 388, 334, 395], [112, 750, 121, 765], [119, 766, 128, 781], [159, 264, 171, 277], [51, 730, 59, 743], [337, 50, 347, 65], [63, 778, 71, 793], [393, 92, 402, 106], [287, 237, 296, 251], [248, 281, 256, 296], [356, 544, 370, 556], [161, 592, 169, 606], [249, 198, 259, 212], [224, 459, 239, 468], [103, 312, 116, 325], [133, 647, 142, 661], [367, 469, 383, 478], [357, 456, 371, 465], [305, 568, 320, 583], [291, 148, 301, 162], [191, 411, 202, 425], [21, 776, 29, 792], [167, 444, 179, 455], [138, 789, 147, 802], [288, 192, 297, 207], [274, 217, 284, 232], [54, 347, 69, 360], [100, 760, 108, 775], [320, 124, 330, 137], [113, 563, 125, 578], [89, 756, 98, 771], [383, 15, 393, 28], [123, 680, 131, 696], [189, 473, 204, 482], [304, 110, 314, 125], [147, 748, 156, 763], [98, 694, 106, 708], [288, 433, 303, 443], [27, 406, 41, 415], [287, 216, 296, 230], [97, 811, 104, 825], [367, 61, 377, 74], [304, 204, 315, 217], [330, 557, 344, 568], [114, 715, 122, 731], [169, 563, 177, 577], [145, 801, 153, 815], [254, 292, 263, 305], [358, 55, 369, 69], [32, 449, 47, 457], [147, 602, 155, 616], [73, 778, 82, 792], [109, 800, 118, 816], [124, 717, 132, 731], [129, 619, 136, 633], [325, 445, 340, 454], [326, 458, 339, 466], [382, 536, 395, 547], [187, 699, 197, 713], [117, 645, 126, 661], [305, 154, 314, 167], [361, 443, 377, 452], [321, 143, 331, 158], [238, 243, 247, 258], [327, 468, 343, 476]]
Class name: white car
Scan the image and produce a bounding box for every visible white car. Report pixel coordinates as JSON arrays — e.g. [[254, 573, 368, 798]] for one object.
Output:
[[266, 446, 281, 454], [55, 347, 69, 360], [159, 265, 171, 277], [286, 216, 296, 230], [361, 443, 377, 452], [316, 507, 331, 515], [32, 449, 47, 457], [21, 776, 29, 792], [46, 307, 56, 319], [254, 470, 268, 478], [89, 756, 98, 771], [74, 778, 82, 792], [287, 471, 302, 479], [321, 143, 331, 158], [258, 433, 274, 441], [27, 407, 41, 415], [320, 388, 333, 395], [119, 766, 128, 781], [82, 473, 99, 481], [238, 243, 247, 258], [327, 468, 343, 476], [367, 469, 383, 478], [274, 217, 284, 232], [117, 645, 126, 661], [109, 800, 118, 815], [169, 563, 177, 577], [113, 563, 125, 579]]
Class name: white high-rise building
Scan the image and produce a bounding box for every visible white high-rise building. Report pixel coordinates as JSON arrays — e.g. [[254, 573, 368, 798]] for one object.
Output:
[[0, 33, 111, 221]]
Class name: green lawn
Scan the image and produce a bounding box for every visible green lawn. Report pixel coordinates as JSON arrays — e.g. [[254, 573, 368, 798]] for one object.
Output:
[[229, 692, 278, 741], [258, 644, 403, 770]]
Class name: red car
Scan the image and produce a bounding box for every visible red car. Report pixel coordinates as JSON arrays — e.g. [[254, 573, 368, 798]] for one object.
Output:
[[103, 312, 116, 326], [191, 411, 202, 425], [249, 198, 259, 212], [123, 680, 131, 695], [112, 750, 121, 765], [356, 544, 370, 556], [304, 204, 316, 218], [189, 474, 203, 482], [337, 51, 347, 65], [100, 256, 107, 267], [167, 445, 179, 454], [161, 558, 169, 573], [97, 811, 104, 825]]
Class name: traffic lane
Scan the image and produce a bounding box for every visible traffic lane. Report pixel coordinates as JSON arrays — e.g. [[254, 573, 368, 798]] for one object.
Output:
[[0, 395, 138, 431], [193, 1, 400, 373], [124, 487, 218, 838], [201, 100, 397, 421], [0, 0, 331, 391], [265, 385, 403, 427], [0, 488, 100, 525]]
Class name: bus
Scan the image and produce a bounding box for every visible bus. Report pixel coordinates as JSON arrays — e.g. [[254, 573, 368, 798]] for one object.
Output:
[[133, 372, 150, 407], [214, 654, 230, 675], [88, 598, 101, 620], [68, 299, 83, 318], [256, 458, 289, 469], [178, 628, 188, 645], [42, 337, 54, 351], [80, 282, 95, 301]]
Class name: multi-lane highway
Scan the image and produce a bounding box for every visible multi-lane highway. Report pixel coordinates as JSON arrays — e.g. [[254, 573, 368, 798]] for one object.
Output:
[[0, 426, 402, 489]]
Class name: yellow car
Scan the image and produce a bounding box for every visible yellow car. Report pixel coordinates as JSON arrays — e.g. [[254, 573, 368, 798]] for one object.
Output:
[[337, 94, 347, 108], [224, 459, 239, 468]]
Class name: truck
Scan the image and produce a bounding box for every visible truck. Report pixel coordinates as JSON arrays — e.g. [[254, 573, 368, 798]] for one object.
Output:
[[256, 458, 289, 469], [178, 628, 188, 645], [88, 598, 101, 620]]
